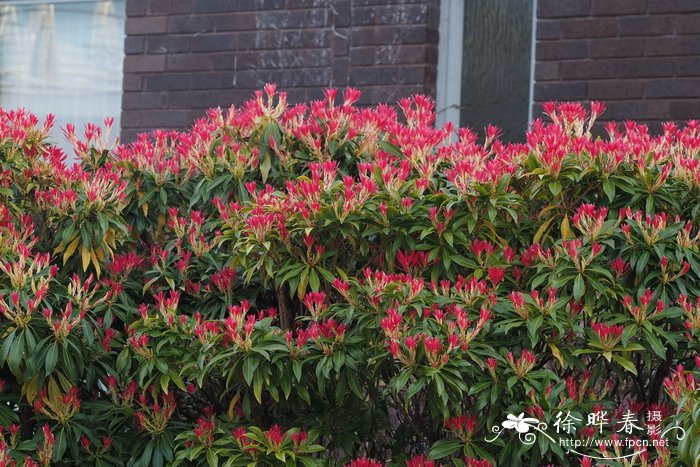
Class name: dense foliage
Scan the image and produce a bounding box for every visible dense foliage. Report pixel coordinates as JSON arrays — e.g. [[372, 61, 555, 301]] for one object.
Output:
[[0, 87, 699, 466]]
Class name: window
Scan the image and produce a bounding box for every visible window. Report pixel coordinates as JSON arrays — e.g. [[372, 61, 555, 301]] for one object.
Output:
[[437, 0, 536, 141], [0, 0, 125, 150]]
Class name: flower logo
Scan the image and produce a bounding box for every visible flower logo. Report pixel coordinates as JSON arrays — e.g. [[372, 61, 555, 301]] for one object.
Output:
[[486, 413, 553, 445], [501, 413, 540, 433]]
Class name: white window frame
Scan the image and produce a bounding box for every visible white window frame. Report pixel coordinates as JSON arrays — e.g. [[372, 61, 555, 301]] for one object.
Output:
[[436, 0, 538, 130], [435, 0, 464, 129]]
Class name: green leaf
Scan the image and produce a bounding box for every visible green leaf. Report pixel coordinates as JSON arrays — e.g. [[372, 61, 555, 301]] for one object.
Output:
[[243, 357, 260, 386], [53, 428, 67, 461], [612, 355, 638, 375], [407, 378, 425, 400], [619, 343, 645, 352], [0, 330, 16, 367], [602, 179, 615, 202], [527, 316, 543, 346], [636, 250, 650, 275], [155, 358, 168, 374], [428, 438, 462, 460], [160, 373, 170, 393], [309, 268, 320, 292], [206, 449, 218, 467], [169, 371, 187, 392], [393, 371, 411, 392], [621, 324, 637, 347], [260, 153, 272, 183], [253, 373, 263, 403], [140, 441, 154, 467], [378, 140, 404, 158], [152, 446, 164, 467], [646, 194, 654, 213], [0, 404, 19, 426], [116, 348, 130, 373], [643, 328, 666, 358], [444, 231, 454, 247], [573, 274, 585, 300], [292, 360, 302, 382], [7, 331, 25, 375], [45, 343, 58, 375], [548, 181, 562, 196]]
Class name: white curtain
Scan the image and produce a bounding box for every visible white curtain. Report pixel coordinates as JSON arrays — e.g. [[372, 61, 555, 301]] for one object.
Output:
[[0, 0, 125, 150]]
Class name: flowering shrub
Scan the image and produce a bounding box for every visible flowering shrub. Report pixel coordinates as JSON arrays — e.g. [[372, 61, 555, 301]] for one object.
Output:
[[0, 88, 699, 466]]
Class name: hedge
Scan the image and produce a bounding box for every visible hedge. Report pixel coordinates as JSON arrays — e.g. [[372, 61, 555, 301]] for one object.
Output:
[[0, 87, 698, 466]]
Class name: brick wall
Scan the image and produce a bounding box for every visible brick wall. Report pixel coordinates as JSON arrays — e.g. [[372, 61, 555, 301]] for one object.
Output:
[[121, 0, 439, 141], [535, 0, 700, 128]]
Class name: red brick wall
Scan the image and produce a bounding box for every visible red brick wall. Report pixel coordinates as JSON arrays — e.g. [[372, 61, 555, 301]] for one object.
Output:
[[121, 0, 439, 141], [535, 0, 700, 128]]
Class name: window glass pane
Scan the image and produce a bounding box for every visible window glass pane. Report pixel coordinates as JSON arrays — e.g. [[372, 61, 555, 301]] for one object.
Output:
[[0, 0, 125, 152], [460, 0, 533, 141]]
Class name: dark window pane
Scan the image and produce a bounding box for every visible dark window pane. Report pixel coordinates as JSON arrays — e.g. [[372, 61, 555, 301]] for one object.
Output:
[[460, 0, 533, 141]]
